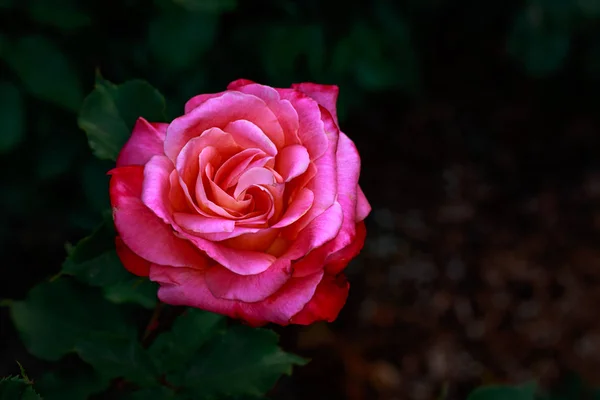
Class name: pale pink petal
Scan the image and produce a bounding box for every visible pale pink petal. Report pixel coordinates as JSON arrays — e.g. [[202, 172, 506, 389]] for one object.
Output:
[[109, 166, 206, 268], [275, 145, 310, 182], [204, 258, 292, 302], [178, 231, 276, 275], [283, 201, 344, 261], [225, 120, 277, 156], [165, 91, 283, 162], [292, 83, 339, 126], [356, 186, 371, 222], [214, 148, 266, 188], [290, 273, 349, 325], [272, 188, 314, 228], [234, 167, 276, 199], [222, 228, 279, 252], [173, 213, 235, 234], [116, 118, 167, 167], [196, 226, 261, 242], [184, 92, 226, 114], [168, 170, 189, 212]]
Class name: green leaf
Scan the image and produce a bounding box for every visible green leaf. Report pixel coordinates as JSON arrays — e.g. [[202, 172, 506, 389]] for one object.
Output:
[[104, 279, 158, 309], [75, 332, 157, 386], [149, 9, 217, 73], [10, 279, 135, 361], [78, 78, 166, 161], [507, 7, 571, 77], [149, 309, 225, 374], [180, 325, 307, 398], [172, 0, 237, 13], [0, 376, 42, 400], [36, 365, 109, 400], [4, 36, 83, 111], [61, 220, 157, 309], [27, 0, 91, 30], [467, 382, 537, 400], [0, 81, 25, 154]]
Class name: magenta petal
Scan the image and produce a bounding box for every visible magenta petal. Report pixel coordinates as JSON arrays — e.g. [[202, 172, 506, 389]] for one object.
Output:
[[150, 265, 239, 319], [275, 145, 310, 182], [109, 166, 206, 268], [225, 120, 277, 156], [204, 258, 292, 302], [241, 270, 324, 325], [292, 83, 340, 126], [276, 90, 328, 160], [141, 155, 175, 223], [184, 92, 226, 114], [284, 201, 344, 261], [173, 213, 235, 234], [272, 188, 314, 228], [116, 118, 167, 167], [179, 231, 276, 275], [356, 186, 371, 222], [227, 79, 256, 90]]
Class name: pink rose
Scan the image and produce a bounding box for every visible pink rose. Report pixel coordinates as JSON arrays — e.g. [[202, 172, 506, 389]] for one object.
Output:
[[109, 79, 371, 326]]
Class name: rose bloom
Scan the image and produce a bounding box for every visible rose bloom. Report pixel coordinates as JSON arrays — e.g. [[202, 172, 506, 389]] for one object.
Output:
[[109, 79, 371, 326]]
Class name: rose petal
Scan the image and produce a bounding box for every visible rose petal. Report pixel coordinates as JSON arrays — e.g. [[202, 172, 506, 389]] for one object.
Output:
[[165, 91, 283, 162], [141, 155, 175, 223], [275, 145, 310, 182], [290, 274, 349, 325], [272, 188, 314, 228], [116, 118, 167, 167], [283, 201, 344, 261], [234, 167, 276, 199], [150, 263, 323, 326], [356, 186, 371, 222], [109, 166, 206, 268], [214, 148, 267, 189], [150, 265, 240, 319], [242, 270, 324, 326], [204, 257, 292, 302], [179, 231, 276, 275], [325, 221, 367, 275], [115, 236, 151, 277], [276, 89, 328, 160], [282, 122, 337, 239], [227, 79, 255, 90], [184, 92, 226, 114], [292, 83, 340, 127], [225, 119, 277, 156], [173, 213, 235, 234], [233, 83, 301, 147]]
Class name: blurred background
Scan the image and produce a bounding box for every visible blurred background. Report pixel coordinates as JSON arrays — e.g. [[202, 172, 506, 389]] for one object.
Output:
[[2, 0, 600, 399]]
